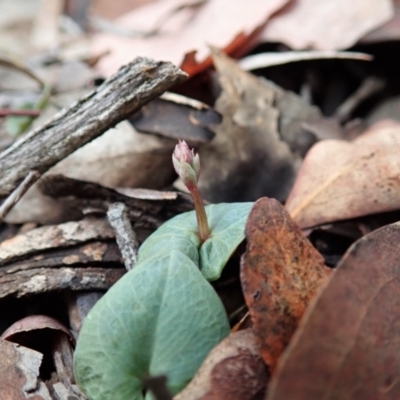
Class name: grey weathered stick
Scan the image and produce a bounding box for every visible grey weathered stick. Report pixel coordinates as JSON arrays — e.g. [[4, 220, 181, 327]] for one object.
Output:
[[0, 170, 40, 223], [0, 57, 187, 198], [107, 202, 139, 271]]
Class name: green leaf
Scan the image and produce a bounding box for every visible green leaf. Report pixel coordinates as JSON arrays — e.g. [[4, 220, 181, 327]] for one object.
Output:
[[74, 250, 230, 400], [139, 203, 253, 280]]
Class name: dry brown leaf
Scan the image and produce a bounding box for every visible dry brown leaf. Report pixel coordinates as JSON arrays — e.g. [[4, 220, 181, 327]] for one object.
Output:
[[0, 338, 51, 399], [1, 315, 73, 342], [198, 51, 330, 202], [91, 0, 289, 77], [286, 119, 400, 229], [239, 51, 372, 71], [267, 221, 400, 400], [130, 92, 220, 143], [6, 120, 177, 224], [262, 0, 393, 50], [174, 329, 268, 400], [362, 1, 400, 43], [241, 198, 329, 371]]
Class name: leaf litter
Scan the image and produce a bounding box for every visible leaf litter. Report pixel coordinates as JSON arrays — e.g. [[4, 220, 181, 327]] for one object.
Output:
[[267, 221, 400, 400], [3, 1, 400, 399]]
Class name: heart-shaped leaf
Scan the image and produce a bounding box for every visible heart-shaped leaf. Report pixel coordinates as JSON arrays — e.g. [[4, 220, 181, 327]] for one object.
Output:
[[139, 203, 253, 280], [74, 250, 230, 400]]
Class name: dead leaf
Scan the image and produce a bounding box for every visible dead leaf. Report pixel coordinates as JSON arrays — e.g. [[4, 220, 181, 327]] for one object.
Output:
[[198, 51, 327, 203], [239, 51, 372, 71], [30, 0, 63, 50], [267, 221, 400, 400], [129, 92, 220, 143], [241, 198, 329, 371], [367, 95, 400, 125], [0, 338, 51, 399], [1, 315, 72, 342], [286, 119, 400, 229], [362, 1, 400, 43], [91, 0, 289, 77], [174, 329, 268, 400], [2, 315, 85, 399], [6, 120, 177, 224], [262, 0, 393, 50]]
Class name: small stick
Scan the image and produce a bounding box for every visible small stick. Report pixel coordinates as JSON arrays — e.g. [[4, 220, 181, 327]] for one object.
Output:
[[107, 203, 139, 271], [335, 77, 385, 124], [0, 57, 187, 198], [0, 170, 40, 222], [0, 109, 41, 117]]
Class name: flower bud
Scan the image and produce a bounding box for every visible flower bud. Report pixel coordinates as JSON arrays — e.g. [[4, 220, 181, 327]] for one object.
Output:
[[172, 140, 200, 189]]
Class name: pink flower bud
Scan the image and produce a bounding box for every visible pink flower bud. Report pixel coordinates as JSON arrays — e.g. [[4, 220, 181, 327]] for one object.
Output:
[[172, 140, 210, 243], [172, 140, 200, 189]]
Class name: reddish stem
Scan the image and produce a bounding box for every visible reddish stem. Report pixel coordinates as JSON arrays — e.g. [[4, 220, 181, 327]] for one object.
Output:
[[0, 109, 40, 117], [190, 186, 211, 244]]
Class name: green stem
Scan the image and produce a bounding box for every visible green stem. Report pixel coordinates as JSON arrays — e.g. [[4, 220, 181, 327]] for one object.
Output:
[[190, 187, 210, 244]]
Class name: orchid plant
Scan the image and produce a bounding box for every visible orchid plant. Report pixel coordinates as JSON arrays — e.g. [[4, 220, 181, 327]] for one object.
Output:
[[73, 141, 253, 400]]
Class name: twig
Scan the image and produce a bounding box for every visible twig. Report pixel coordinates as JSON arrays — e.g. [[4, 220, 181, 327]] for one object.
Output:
[[107, 203, 139, 271], [335, 77, 385, 124], [0, 57, 187, 198], [0, 170, 40, 223], [0, 109, 41, 117]]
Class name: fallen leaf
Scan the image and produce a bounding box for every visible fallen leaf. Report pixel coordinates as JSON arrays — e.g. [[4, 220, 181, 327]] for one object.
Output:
[[367, 95, 400, 125], [267, 220, 400, 400], [2, 315, 85, 399], [1, 315, 73, 342], [91, 0, 289, 77], [362, 0, 400, 43], [6, 120, 177, 224], [241, 198, 329, 370], [238, 51, 372, 71], [262, 0, 393, 50], [174, 329, 268, 400], [286, 119, 400, 229], [129, 92, 220, 143], [198, 51, 324, 203], [0, 338, 51, 399]]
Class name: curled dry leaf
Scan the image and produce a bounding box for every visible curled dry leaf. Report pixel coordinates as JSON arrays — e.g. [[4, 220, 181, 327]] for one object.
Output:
[[241, 198, 329, 371], [262, 0, 393, 50], [1, 315, 73, 342], [286, 120, 400, 229], [267, 221, 400, 400], [174, 329, 268, 400]]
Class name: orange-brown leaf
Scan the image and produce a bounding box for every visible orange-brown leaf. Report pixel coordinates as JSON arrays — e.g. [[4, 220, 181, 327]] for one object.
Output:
[[240, 198, 329, 371], [267, 221, 400, 400]]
